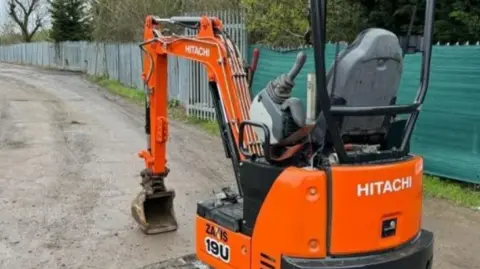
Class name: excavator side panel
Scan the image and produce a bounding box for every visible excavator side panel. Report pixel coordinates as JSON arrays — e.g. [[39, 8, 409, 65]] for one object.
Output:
[[250, 168, 328, 267], [330, 156, 424, 255], [192, 158, 432, 269], [195, 217, 251, 269]]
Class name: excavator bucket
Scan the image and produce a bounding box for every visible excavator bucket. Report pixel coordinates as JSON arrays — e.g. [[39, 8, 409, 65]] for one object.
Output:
[[131, 189, 178, 235]]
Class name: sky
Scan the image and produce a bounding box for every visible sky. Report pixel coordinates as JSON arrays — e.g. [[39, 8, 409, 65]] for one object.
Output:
[[0, 0, 6, 25]]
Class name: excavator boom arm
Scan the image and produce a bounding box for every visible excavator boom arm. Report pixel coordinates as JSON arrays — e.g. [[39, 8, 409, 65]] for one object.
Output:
[[138, 15, 261, 189]]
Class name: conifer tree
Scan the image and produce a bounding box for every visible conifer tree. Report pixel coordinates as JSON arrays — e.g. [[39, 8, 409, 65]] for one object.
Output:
[[50, 0, 91, 42]]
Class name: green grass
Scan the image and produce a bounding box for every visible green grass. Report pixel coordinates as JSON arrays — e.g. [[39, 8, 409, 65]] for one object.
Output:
[[87, 75, 220, 135], [180, 114, 219, 136], [89, 75, 145, 105], [88, 75, 480, 208], [424, 175, 480, 208]]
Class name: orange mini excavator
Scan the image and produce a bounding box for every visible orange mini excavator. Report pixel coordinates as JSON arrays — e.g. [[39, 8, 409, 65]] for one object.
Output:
[[131, 0, 436, 268]]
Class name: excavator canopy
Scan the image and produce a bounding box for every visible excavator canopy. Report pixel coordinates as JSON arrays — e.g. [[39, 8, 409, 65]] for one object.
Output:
[[308, 0, 435, 164]]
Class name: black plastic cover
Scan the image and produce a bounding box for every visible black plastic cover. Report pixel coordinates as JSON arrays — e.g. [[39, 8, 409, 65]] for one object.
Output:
[[281, 230, 434, 269]]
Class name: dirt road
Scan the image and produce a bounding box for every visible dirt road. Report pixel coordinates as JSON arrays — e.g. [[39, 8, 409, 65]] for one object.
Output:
[[0, 63, 479, 269]]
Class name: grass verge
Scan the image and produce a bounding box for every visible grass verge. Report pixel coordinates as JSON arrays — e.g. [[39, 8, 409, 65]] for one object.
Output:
[[88, 75, 480, 208], [87, 75, 220, 136], [424, 175, 480, 208], [89, 75, 145, 105]]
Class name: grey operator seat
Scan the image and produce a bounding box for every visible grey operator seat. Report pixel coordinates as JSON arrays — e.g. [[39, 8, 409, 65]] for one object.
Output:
[[248, 28, 404, 162], [324, 28, 404, 140]]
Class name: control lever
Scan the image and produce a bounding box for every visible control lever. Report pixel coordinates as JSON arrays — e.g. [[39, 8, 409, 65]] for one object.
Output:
[[267, 51, 308, 101], [248, 51, 309, 148], [287, 51, 308, 82]]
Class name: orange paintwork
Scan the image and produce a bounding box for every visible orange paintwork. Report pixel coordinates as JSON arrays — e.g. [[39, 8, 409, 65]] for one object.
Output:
[[138, 14, 427, 269], [329, 156, 424, 255], [194, 157, 425, 268], [139, 15, 261, 174], [196, 216, 251, 269], [250, 167, 328, 267]]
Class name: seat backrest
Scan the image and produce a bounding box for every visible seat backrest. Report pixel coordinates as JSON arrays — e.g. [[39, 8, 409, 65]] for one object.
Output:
[[326, 28, 404, 137]]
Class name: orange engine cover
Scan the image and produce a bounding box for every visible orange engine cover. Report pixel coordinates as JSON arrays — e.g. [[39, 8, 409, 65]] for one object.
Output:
[[194, 155, 424, 269], [329, 156, 424, 255]]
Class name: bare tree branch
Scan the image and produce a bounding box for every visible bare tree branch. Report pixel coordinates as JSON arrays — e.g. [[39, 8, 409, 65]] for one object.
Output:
[[13, 0, 28, 15], [27, 0, 39, 15], [7, 0, 44, 42]]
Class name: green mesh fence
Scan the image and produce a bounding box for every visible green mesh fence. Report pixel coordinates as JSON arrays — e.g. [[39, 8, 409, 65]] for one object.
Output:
[[248, 44, 480, 184]]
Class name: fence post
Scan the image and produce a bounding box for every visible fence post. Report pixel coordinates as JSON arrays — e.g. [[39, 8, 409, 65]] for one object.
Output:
[[117, 43, 121, 81], [94, 42, 98, 75], [62, 42, 65, 69], [103, 43, 108, 77], [130, 44, 133, 87]]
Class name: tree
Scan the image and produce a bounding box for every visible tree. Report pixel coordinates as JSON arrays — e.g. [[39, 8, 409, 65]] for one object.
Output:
[[434, 0, 480, 43], [326, 0, 364, 42], [0, 20, 23, 45], [349, 0, 480, 43], [88, 0, 239, 42], [49, 0, 92, 42], [241, 0, 362, 47], [241, 0, 309, 47], [89, 0, 180, 42], [7, 0, 46, 42], [346, 0, 425, 36]]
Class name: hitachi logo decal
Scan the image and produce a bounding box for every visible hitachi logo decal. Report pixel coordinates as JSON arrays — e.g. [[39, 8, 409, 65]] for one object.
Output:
[[185, 45, 210, 57], [357, 177, 413, 197]]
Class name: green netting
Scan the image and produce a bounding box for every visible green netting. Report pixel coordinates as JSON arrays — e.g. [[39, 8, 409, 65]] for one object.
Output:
[[248, 44, 480, 184]]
